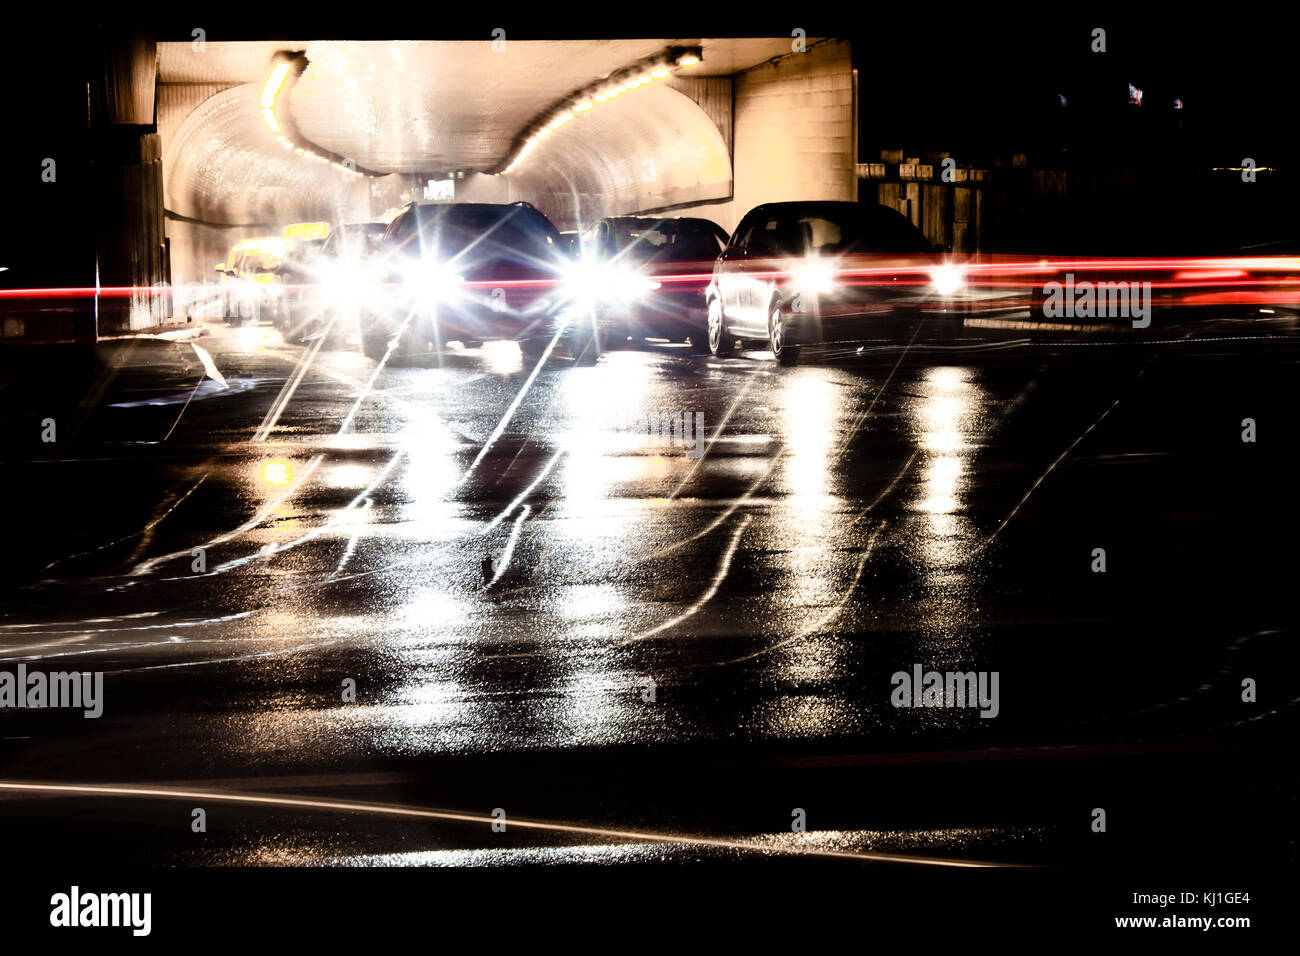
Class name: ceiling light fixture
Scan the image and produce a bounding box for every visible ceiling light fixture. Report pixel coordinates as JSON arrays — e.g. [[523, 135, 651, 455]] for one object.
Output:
[[496, 46, 703, 175]]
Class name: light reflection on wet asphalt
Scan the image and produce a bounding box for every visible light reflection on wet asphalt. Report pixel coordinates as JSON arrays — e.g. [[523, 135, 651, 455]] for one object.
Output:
[[0, 318, 1296, 865]]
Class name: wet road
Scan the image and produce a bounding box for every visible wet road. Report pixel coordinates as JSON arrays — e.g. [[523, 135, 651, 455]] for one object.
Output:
[[0, 315, 1296, 867]]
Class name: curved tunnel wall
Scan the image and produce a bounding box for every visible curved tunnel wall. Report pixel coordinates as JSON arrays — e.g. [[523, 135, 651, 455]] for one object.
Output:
[[163, 84, 373, 283], [470, 83, 733, 232], [162, 67, 737, 280]]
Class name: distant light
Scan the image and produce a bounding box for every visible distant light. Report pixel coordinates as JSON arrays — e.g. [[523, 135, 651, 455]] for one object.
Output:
[[1128, 83, 1143, 106], [651, 67, 670, 79], [676, 53, 700, 67], [792, 260, 838, 294], [261, 108, 281, 133], [258, 459, 294, 487], [574, 100, 593, 112], [930, 264, 964, 296]]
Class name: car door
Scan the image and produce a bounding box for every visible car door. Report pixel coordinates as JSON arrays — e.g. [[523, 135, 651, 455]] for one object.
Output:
[[731, 211, 788, 334], [715, 216, 752, 325]]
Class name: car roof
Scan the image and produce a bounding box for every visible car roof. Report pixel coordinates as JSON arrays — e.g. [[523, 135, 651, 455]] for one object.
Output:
[[745, 201, 871, 216], [408, 201, 538, 213], [603, 216, 715, 225]]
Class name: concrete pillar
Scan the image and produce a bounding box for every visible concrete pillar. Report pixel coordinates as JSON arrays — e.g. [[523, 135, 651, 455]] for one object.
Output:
[[91, 29, 169, 336]]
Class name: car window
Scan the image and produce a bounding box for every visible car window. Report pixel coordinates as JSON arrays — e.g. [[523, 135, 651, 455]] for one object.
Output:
[[605, 221, 720, 261], [241, 254, 278, 273], [744, 216, 790, 256], [746, 205, 932, 255], [384, 205, 563, 275], [797, 216, 843, 252]]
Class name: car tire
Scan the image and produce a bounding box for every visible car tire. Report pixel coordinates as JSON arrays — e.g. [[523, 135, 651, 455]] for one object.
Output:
[[768, 302, 800, 366], [707, 297, 736, 357], [567, 322, 605, 364], [361, 332, 391, 361]]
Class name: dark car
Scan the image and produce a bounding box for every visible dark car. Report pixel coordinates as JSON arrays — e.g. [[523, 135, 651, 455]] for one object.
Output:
[[278, 223, 388, 345], [559, 231, 582, 257], [360, 201, 575, 361], [577, 216, 728, 350], [706, 201, 967, 364]]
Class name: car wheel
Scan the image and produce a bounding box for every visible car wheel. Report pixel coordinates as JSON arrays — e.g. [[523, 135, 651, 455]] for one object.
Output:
[[519, 337, 551, 365], [361, 332, 391, 361], [707, 297, 736, 357], [768, 302, 800, 366], [567, 321, 605, 363]]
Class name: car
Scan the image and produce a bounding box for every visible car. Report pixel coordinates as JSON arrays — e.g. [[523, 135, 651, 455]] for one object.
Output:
[[306, 222, 390, 344], [275, 224, 388, 345], [575, 216, 728, 351], [706, 201, 965, 364], [558, 231, 582, 257], [271, 238, 327, 342], [214, 237, 293, 326], [358, 201, 579, 362]]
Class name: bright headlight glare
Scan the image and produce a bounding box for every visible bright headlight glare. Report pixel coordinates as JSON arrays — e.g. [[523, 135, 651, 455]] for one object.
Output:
[[931, 264, 964, 296], [792, 261, 838, 294], [325, 265, 373, 304], [401, 261, 465, 303], [563, 263, 659, 301]]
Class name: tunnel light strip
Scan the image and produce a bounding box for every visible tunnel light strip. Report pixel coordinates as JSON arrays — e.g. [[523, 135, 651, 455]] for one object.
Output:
[[260, 61, 293, 109], [261, 53, 369, 180], [498, 46, 702, 175]]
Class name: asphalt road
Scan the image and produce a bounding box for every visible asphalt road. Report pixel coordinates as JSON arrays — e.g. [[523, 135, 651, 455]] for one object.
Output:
[[0, 313, 1296, 868]]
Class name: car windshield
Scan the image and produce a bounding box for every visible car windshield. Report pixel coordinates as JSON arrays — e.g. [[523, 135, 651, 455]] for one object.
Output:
[[385, 205, 561, 273], [605, 219, 725, 262], [286, 239, 325, 262], [239, 253, 279, 272], [746, 204, 932, 256]]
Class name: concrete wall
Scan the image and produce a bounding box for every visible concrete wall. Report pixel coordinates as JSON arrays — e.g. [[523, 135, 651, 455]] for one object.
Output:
[[732, 39, 855, 224]]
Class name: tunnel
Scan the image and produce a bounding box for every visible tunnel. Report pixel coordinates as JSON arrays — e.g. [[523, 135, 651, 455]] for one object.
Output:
[[156, 38, 855, 290], [1, 31, 864, 340]]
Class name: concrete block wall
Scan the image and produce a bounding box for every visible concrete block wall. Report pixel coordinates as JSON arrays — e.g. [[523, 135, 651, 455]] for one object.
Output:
[[732, 39, 855, 223]]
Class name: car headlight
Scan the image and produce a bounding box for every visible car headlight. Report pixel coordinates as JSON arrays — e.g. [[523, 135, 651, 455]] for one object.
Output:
[[401, 261, 465, 305], [791, 260, 838, 294], [930, 264, 964, 296], [563, 262, 660, 302], [323, 264, 375, 306]]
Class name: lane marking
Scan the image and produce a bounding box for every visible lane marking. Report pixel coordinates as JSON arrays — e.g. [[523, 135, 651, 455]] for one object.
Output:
[[0, 780, 1009, 868]]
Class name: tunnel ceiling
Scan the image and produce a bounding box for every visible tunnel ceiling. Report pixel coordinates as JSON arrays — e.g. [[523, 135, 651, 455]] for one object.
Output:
[[160, 39, 800, 174], [160, 38, 811, 229]]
